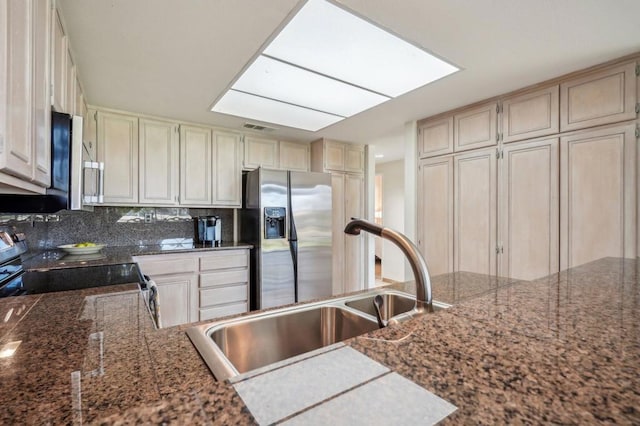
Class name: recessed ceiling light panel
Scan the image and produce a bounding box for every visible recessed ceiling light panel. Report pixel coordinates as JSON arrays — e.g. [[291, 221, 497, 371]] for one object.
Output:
[[211, 0, 458, 131], [212, 90, 343, 132]]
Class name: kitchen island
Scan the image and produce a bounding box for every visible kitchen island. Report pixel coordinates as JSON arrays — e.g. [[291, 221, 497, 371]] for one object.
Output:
[[0, 257, 638, 424]]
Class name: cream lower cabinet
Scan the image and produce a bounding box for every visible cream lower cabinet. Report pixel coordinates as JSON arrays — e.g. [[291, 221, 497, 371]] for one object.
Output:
[[418, 148, 497, 277], [135, 249, 249, 328], [560, 123, 637, 270], [499, 138, 559, 280]]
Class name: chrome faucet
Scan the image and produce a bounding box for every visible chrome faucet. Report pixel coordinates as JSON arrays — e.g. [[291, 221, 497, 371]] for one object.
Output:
[[344, 219, 434, 323]]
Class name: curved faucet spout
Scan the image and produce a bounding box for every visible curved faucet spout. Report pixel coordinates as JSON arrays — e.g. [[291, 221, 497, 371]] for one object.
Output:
[[344, 219, 433, 317]]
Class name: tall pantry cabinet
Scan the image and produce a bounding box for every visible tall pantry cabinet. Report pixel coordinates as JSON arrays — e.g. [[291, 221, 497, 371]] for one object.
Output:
[[417, 56, 639, 281], [311, 139, 366, 295]]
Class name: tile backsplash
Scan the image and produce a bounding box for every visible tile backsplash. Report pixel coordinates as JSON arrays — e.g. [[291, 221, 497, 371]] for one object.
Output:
[[3, 207, 234, 250]]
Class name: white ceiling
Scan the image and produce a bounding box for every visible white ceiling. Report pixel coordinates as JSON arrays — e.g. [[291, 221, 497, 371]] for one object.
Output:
[[58, 0, 640, 163]]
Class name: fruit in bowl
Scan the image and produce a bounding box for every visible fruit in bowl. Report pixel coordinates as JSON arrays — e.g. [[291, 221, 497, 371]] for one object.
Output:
[[74, 242, 97, 247]]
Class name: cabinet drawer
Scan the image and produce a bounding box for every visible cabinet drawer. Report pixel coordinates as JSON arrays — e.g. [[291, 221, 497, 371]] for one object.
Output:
[[200, 250, 248, 271], [136, 256, 198, 276], [200, 284, 247, 307], [200, 302, 247, 321], [200, 269, 248, 288]]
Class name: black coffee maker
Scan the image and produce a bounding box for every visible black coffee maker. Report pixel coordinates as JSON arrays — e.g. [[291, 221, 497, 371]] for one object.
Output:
[[194, 216, 222, 246]]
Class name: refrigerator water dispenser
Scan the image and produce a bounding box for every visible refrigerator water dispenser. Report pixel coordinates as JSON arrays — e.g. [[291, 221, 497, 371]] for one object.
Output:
[[264, 207, 286, 239]]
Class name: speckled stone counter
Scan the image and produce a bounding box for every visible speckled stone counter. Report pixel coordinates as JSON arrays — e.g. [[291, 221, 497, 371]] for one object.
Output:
[[21, 241, 253, 271], [0, 257, 638, 424]]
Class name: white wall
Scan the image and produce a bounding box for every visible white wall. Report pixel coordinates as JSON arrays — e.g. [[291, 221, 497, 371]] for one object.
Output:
[[376, 159, 406, 282]]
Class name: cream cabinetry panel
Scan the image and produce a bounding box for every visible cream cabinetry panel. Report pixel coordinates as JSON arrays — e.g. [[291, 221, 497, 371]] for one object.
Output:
[[244, 136, 278, 170], [279, 141, 309, 171], [331, 173, 346, 295], [417, 156, 454, 276], [500, 138, 559, 280], [454, 148, 497, 275], [502, 85, 559, 143], [97, 111, 139, 204], [212, 131, 241, 206], [418, 116, 454, 158], [180, 125, 212, 206], [139, 119, 179, 205], [344, 173, 365, 292], [31, 0, 51, 186], [2, 0, 33, 181], [324, 140, 345, 171], [74, 77, 83, 117], [136, 249, 249, 327], [64, 51, 75, 114], [83, 108, 97, 160], [560, 123, 636, 270], [311, 139, 365, 174], [454, 102, 498, 153], [344, 145, 365, 173], [560, 61, 637, 132], [50, 7, 65, 112]]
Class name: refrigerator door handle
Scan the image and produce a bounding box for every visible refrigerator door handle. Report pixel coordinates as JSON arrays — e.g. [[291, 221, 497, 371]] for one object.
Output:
[[287, 172, 299, 302]]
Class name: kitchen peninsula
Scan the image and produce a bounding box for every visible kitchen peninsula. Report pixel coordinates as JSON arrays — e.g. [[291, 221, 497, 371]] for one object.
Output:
[[0, 256, 637, 424]]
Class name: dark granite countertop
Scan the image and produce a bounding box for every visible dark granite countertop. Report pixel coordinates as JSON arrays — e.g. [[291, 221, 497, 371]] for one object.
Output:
[[0, 257, 638, 424], [21, 241, 253, 271]]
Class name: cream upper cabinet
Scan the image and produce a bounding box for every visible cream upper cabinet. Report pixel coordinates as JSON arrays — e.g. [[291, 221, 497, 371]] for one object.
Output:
[[138, 118, 179, 205], [560, 123, 637, 270], [501, 85, 559, 143], [32, 0, 52, 186], [50, 7, 65, 112], [324, 140, 345, 171], [212, 131, 241, 206], [417, 155, 454, 277], [418, 116, 454, 158], [499, 138, 559, 281], [74, 77, 83, 117], [560, 61, 637, 132], [64, 51, 75, 114], [83, 108, 97, 160], [180, 125, 212, 206], [97, 111, 139, 204], [343, 173, 365, 293], [279, 141, 309, 171], [344, 144, 365, 173], [1, 0, 34, 181], [454, 148, 497, 275], [454, 102, 498, 153], [244, 136, 278, 170]]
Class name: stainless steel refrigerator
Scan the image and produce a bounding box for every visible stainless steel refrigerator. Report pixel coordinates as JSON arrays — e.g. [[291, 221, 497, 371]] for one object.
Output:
[[240, 168, 332, 310]]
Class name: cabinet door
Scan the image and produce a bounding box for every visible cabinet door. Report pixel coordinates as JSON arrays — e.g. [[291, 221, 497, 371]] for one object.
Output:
[[560, 61, 637, 132], [83, 108, 97, 160], [213, 131, 241, 206], [243, 136, 278, 170], [138, 118, 179, 205], [97, 111, 139, 204], [454, 148, 497, 275], [153, 272, 199, 328], [344, 144, 365, 173], [502, 85, 559, 143], [324, 140, 345, 171], [279, 141, 309, 171], [344, 173, 364, 292], [2, 0, 33, 180], [331, 173, 345, 295], [180, 125, 212, 206], [74, 77, 83, 117], [500, 138, 559, 280], [454, 102, 498, 153], [560, 123, 636, 270], [50, 8, 65, 112], [64, 51, 75, 114], [417, 156, 454, 276], [32, 0, 51, 186], [418, 116, 454, 158]]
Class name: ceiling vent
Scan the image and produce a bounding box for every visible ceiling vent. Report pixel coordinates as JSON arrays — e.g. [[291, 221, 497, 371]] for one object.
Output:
[[243, 122, 277, 132]]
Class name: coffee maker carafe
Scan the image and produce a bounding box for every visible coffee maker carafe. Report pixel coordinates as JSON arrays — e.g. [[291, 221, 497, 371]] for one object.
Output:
[[194, 216, 222, 246]]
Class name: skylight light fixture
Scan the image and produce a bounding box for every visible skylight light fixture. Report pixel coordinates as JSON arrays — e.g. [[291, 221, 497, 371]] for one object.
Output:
[[211, 0, 458, 131]]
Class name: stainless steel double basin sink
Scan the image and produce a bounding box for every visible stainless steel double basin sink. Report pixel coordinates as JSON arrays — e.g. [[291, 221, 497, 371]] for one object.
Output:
[[187, 290, 450, 381]]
